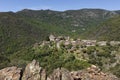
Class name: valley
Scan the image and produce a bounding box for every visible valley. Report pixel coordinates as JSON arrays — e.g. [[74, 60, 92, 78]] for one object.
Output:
[[0, 9, 120, 79]]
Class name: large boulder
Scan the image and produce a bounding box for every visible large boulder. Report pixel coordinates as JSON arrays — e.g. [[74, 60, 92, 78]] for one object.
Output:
[[0, 66, 22, 80], [22, 60, 42, 80], [49, 68, 73, 80], [49, 68, 61, 80], [22, 60, 47, 80], [61, 68, 74, 80], [70, 65, 119, 80], [41, 69, 47, 80]]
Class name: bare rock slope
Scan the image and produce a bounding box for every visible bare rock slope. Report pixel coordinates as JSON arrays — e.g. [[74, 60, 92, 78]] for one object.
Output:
[[0, 60, 119, 80]]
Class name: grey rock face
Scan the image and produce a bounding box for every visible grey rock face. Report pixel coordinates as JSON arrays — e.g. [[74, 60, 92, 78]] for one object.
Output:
[[21, 60, 47, 80], [41, 69, 47, 80], [49, 68, 73, 80], [70, 65, 119, 80], [22, 60, 41, 80], [0, 60, 119, 80]]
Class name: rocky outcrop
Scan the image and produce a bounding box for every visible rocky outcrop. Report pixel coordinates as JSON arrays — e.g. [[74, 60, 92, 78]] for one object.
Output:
[[0, 60, 119, 80], [61, 68, 73, 80], [49, 68, 73, 80], [22, 60, 46, 80], [40, 69, 47, 80], [0, 66, 22, 80], [22, 60, 41, 80], [71, 65, 119, 80]]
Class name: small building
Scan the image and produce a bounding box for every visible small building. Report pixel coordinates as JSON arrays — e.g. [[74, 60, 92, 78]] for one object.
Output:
[[97, 41, 107, 46], [110, 41, 120, 46], [49, 34, 55, 41], [82, 40, 96, 46]]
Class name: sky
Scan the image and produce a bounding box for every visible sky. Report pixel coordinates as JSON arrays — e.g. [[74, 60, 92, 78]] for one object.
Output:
[[0, 0, 120, 12]]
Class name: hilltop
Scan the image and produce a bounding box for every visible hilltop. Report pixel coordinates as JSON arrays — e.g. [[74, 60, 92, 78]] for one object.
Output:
[[0, 34, 120, 78]]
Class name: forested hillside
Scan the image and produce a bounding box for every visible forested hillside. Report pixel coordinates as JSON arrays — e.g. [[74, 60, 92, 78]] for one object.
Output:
[[0, 9, 120, 75], [86, 16, 120, 40]]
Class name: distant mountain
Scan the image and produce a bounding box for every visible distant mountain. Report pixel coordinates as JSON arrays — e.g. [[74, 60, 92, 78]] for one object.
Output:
[[17, 9, 119, 35], [17, 9, 120, 39]]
